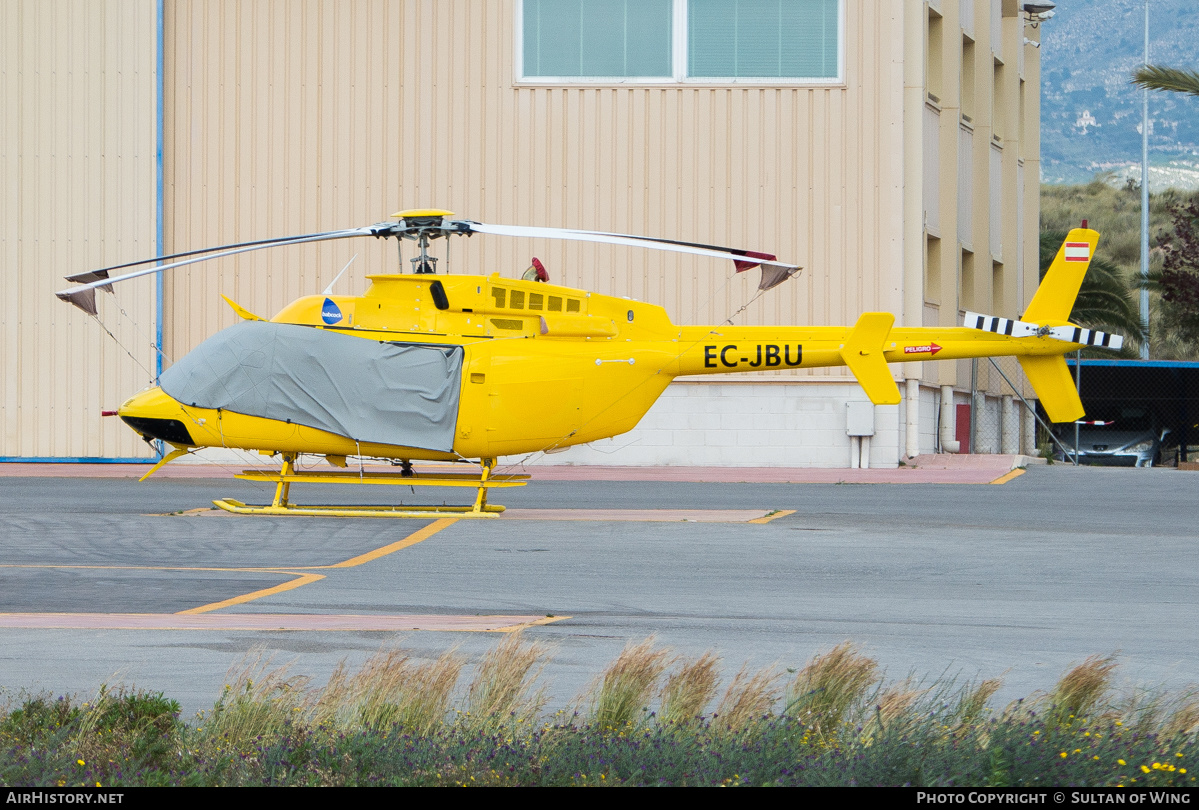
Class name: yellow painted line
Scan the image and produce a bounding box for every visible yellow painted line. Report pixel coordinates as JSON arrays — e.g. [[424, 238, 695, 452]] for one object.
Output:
[[7, 519, 459, 619], [176, 572, 326, 615], [175, 519, 457, 613], [327, 517, 458, 568], [1, 518, 458, 576], [989, 468, 1026, 485], [487, 615, 570, 633], [747, 509, 796, 524]]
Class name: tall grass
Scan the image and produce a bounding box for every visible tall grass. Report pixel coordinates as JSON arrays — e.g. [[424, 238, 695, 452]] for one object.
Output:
[[1045, 654, 1119, 723], [201, 653, 311, 744], [659, 652, 720, 726], [320, 648, 465, 734], [3, 638, 1196, 787], [586, 637, 671, 730], [713, 665, 779, 733], [954, 677, 1003, 726], [462, 632, 547, 728], [784, 641, 881, 735]]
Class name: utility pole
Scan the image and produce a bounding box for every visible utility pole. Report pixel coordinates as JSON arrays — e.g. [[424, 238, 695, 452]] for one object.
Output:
[[1140, 0, 1151, 359]]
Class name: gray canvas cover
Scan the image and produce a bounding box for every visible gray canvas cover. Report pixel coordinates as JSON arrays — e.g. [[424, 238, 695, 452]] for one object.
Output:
[[160, 321, 462, 451]]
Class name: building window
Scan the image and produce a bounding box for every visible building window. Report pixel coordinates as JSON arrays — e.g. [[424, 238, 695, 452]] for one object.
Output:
[[519, 0, 843, 83], [688, 0, 838, 79], [522, 0, 672, 78]]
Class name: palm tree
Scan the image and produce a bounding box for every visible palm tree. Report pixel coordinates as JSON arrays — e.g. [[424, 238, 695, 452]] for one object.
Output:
[[1128, 65, 1199, 358], [1132, 65, 1199, 97]]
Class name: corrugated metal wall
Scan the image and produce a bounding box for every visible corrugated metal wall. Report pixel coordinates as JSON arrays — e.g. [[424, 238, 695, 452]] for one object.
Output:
[[163, 0, 906, 379], [1, 0, 158, 458]]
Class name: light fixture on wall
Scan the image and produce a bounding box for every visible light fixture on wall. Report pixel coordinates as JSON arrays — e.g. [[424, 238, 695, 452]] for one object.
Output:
[[1022, 2, 1056, 28]]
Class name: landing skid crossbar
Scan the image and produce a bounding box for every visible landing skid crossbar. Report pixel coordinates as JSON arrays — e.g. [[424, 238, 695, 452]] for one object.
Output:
[[213, 456, 527, 518]]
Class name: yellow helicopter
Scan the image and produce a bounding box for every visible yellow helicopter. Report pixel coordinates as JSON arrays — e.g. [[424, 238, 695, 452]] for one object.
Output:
[[56, 210, 1120, 518]]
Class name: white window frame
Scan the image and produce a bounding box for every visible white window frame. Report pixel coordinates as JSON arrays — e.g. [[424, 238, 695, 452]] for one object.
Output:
[[515, 0, 845, 86]]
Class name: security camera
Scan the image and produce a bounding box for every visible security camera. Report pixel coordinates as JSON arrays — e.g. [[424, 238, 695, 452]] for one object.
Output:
[[1022, 2, 1055, 28]]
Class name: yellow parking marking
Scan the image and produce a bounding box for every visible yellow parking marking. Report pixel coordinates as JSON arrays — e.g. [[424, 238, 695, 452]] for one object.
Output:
[[176, 572, 326, 615], [328, 518, 458, 568], [747, 509, 796, 524], [989, 469, 1026, 485], [0, 519, 457, 573], [176, 519, 458, 612]]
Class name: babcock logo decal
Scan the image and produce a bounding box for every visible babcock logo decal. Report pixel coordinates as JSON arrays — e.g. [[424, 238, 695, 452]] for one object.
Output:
[[321, 297, 343, 325]]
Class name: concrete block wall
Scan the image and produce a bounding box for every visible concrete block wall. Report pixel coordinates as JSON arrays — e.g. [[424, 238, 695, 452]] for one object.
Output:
[[521, 381, 903, 468], [917, 384, 941, 457]]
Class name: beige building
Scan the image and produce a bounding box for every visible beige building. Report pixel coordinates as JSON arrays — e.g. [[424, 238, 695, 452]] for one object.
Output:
[[2, 0, 1043, 466]]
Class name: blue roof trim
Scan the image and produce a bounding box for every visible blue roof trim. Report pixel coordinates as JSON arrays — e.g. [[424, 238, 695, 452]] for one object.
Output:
[[0, 457, 154, 464], [1066, 359, 1199, 369]]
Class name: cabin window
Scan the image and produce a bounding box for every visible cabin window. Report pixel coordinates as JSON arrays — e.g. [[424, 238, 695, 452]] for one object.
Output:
[[510, 290, 526, 309], [491, 288, 506, 308], [519, 0, 843, 83], [548, 296, 563, 312], [528, 292, 544, 311], [566, 299, 581, 313]]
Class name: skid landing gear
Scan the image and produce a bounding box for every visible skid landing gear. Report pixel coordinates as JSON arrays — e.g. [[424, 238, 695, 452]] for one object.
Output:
[[212, 456, 527, 518]]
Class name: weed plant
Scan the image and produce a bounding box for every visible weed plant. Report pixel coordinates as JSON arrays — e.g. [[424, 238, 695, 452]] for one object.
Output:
[[1, 636, 1195, 787]]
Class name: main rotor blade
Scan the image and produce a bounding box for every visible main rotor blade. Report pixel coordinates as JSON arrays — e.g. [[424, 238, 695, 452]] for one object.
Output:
[[62, 229, 374, 284], [462, 221, 801, 286], [56, 226, 386, 312]]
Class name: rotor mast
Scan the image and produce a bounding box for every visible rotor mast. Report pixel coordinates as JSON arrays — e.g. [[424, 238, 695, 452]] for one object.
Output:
[[392, 209, 458, 275]]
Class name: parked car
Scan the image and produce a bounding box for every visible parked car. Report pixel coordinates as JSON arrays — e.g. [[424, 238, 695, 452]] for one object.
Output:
[[1055, 407, 1170, 467]]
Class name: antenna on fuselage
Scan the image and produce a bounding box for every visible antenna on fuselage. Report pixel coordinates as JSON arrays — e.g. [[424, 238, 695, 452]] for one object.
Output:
[[322, 253, 357, 295]]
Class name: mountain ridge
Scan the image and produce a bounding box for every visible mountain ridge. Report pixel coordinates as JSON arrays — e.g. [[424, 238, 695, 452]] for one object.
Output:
[[1040, 0, 1199, 187]]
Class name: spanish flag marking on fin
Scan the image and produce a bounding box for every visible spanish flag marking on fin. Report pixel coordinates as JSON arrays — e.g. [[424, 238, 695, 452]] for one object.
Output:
[[1064, 242, 1090, 262]]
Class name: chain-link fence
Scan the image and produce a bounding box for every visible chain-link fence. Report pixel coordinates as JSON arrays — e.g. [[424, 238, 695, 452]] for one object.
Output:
[[1039, 357, 1199, 468], [931, 356, 1199, 464], [949, 355, 1036, 456]]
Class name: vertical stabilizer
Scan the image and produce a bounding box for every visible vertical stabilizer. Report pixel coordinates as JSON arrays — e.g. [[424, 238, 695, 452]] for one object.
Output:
[[1018, 356, 1084, 423], [1023, 227, 1099, 323], [840, 313, 901, 405]]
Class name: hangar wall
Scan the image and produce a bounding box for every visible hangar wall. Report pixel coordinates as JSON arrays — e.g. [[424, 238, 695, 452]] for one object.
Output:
[[0, 0, 159, 459]]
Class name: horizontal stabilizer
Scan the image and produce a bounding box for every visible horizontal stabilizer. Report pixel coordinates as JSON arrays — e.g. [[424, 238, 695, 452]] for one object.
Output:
[[1018, 356, 1085, 423], [840, 312, 901, 405], [963, 311, 1040, 338], [1045, 325, 1124, 351]]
